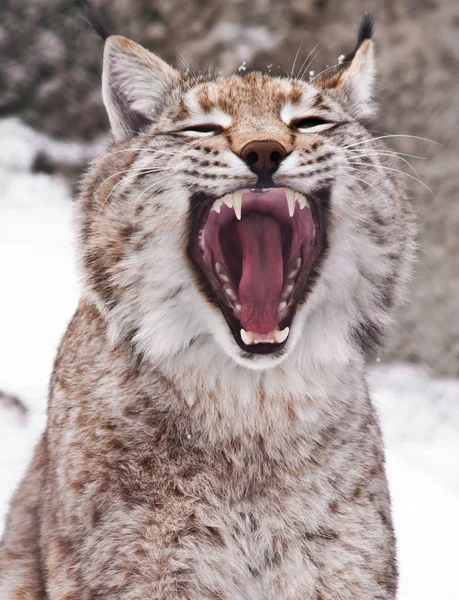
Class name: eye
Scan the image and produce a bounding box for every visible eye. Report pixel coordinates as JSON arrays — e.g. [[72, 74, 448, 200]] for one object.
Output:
[[178, 124, 224, 137], [292, 117, 336, 133]]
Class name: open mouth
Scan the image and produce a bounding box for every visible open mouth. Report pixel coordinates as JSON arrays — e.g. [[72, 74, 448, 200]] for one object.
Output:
[[189, 188, 326, 354]]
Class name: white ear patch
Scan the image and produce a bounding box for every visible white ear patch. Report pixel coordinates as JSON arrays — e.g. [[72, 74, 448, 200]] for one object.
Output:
[[340, 39, 376, 119], [102, 36, 181, 142]]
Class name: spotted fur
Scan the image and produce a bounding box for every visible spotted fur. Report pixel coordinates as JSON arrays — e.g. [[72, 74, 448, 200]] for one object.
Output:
[[0, 15, 415, 600]]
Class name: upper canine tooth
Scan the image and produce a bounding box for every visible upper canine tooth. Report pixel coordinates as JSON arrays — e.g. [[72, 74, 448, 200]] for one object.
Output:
[[286, 189, 296, 217], [274, 327, 290, 344], [240, 329, 254, 345], [233, 190, 242, 220]]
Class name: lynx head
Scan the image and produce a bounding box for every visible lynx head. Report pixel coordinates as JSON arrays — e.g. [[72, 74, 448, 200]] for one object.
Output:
[[78, 13, 414, 372]]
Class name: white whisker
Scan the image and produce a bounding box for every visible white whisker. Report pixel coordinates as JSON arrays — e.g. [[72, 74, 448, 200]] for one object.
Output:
[[131, 177, 173, 224], [341, 134, 441, 150], [347, 161, 434, 196], [337, 149, 423, 179], [95, 166, 170, 200], [290, 39, 305, 79], [177, 53, 199, 86], [340, 167, 393, 214], [336, 147, 427, 161], [98, 146, 193, 163], [310, 61, 344, 83], [296, 42, 321, 81]]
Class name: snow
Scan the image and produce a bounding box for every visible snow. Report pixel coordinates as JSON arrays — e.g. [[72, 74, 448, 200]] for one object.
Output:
[[0, 117, 458, 598], [370, 365, 459, 600], [0, 118, 79, 526]]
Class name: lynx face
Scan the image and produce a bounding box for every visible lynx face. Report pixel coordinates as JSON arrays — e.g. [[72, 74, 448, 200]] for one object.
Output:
[[79, 16, 414, 370]]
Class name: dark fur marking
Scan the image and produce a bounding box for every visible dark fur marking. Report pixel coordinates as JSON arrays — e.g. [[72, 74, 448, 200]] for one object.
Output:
[[160, 286, 184, 302], [312, 94, 329, 111], [203, 526, 226, 547], [84, 249, 117, 310], [352, 319, 383, 354], [380, 275, 396, 308], [316, 152, 332, 163], [248, 565, 261, 577], [305, 528, 338, 542], [328, 500, 339, 514], [120, 225, 134, 241], [378, 508, 390, 527]]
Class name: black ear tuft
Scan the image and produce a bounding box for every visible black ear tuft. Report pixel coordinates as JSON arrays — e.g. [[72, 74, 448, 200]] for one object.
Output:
[[78, 0, 112, 41], [344, 11, 375, 63], [357, 11, 375, 47]]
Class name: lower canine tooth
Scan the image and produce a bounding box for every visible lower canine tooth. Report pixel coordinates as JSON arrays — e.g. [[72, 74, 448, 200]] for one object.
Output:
[[274, 327, 290, 344], [240, 329, 254, 345], [278, 300, 287, 312]]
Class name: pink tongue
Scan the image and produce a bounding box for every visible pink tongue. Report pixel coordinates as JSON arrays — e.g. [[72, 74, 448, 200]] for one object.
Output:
[[236, 213, 283, 334]]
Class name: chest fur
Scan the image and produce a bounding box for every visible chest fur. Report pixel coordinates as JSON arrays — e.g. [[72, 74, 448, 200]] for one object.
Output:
[[44, 392, 387, 599]]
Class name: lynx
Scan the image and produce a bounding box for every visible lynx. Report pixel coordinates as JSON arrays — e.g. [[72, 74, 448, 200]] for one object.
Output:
[[0, 13, 415, 600]]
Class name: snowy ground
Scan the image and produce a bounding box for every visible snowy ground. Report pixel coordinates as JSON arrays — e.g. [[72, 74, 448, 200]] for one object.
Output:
[[1, 118, 458, 599]]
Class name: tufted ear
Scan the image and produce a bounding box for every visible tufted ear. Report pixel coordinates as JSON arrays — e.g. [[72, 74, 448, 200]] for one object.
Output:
[[315, 12, 376, 120], [102, 35, 182, 142]]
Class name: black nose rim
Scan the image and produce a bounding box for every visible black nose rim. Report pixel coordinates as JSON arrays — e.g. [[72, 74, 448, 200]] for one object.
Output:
[[240, 140, 287, 180]]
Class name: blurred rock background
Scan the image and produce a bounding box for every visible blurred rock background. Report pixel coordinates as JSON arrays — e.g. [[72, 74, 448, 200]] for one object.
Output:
[[0, 0, 458, 375]]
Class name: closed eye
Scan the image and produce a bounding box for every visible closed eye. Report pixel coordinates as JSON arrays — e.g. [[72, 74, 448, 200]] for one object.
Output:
[[292, 117, 336, 133], [178, 124, 224, 137]]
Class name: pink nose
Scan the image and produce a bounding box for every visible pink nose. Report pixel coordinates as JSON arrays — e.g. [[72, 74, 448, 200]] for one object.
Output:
[[240, 140, 287, 179]]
